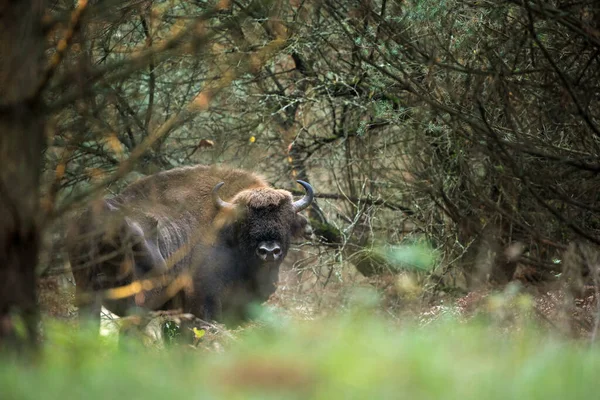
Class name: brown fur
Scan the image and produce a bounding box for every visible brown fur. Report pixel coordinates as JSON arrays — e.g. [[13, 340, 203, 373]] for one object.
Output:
[[66, 164, 313, 330], [232, 189, 293, 208]]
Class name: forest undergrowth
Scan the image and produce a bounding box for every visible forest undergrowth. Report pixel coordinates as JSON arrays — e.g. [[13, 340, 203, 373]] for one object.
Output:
[[36, 256, 600, 347], [6, 268, 599, 400]]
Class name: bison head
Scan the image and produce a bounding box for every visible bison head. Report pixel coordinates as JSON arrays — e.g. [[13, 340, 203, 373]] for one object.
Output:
[[211, 180, 314, 267]]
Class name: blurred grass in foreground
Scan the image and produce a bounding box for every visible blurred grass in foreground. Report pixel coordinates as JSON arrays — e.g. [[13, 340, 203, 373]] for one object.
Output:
[[1, 310, 599, 400]]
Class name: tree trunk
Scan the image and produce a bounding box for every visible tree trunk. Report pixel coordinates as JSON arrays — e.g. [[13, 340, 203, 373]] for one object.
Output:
[[0, 0, 47, 350]]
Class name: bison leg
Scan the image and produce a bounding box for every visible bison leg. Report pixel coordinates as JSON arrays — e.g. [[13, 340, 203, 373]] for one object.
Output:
[[75, 286, 102, 333], [170, 296, 222, 344], [203, 295, 222, 322]]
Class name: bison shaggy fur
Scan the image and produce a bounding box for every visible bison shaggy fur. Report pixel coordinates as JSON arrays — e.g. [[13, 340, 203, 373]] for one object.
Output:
[[66, 164, 314, 329]]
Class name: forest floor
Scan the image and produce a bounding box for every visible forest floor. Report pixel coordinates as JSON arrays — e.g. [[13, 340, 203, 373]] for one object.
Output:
[[20, 264, 600, 399], [36, 261, 600, 347]]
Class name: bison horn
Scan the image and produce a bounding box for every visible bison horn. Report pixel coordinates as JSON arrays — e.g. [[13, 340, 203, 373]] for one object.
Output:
[[212, 182, 234, 210], [292, 180, 314, 212]]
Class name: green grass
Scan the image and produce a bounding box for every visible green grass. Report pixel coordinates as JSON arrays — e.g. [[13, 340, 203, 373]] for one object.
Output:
[[1, 313, 598, 400]]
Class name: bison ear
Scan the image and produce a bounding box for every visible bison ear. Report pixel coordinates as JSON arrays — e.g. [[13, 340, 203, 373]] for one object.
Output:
[[291, 213, 313, 239]]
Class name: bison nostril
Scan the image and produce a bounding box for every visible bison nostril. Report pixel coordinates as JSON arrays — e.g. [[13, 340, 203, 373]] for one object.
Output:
[[257, 242, 282, 261]]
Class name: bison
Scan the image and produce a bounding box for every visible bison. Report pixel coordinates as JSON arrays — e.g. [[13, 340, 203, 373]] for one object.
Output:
[[66, 164, 314, 330]]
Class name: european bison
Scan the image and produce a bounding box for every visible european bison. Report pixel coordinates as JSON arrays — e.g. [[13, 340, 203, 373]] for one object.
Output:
[[66, 164, 314, 329]]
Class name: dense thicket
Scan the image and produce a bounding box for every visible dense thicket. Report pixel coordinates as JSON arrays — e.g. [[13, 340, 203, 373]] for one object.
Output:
[[2, 0, 600, 346]]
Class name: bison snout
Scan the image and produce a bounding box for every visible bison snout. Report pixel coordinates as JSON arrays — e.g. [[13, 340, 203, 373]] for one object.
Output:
[[257, 242, 282, 261]]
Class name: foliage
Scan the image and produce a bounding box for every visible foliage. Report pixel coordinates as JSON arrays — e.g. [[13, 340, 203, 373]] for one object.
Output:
[[380, 239, 439, 272], [2, 314, 600, 400]]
